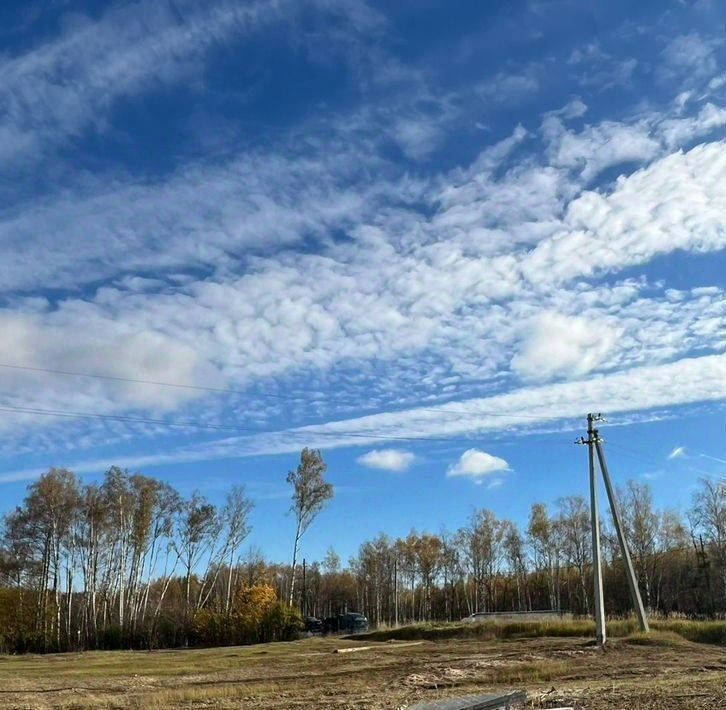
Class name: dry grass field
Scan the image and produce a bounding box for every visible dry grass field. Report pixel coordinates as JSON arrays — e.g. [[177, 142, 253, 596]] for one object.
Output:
[[1, 622, 725, 708]]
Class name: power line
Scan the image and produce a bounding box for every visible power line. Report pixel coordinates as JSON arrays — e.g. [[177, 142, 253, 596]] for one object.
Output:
[[0, 362, 260, 397], [0, 402, 542, 445], [605, 441, 721, 481], [0, 405, 263, 434], [0, 361, 548, 420]]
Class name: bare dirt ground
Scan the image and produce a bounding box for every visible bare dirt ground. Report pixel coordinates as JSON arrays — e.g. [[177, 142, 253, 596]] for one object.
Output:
[[0, 633, 724, 709]]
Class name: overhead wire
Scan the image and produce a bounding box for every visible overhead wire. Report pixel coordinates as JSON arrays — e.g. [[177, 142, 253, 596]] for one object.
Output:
[[0, 362, 259, 397], [0, 402, 565, 445], [0, 361, 555, 420], [605, 441, 723, 481], [1, 363, 719, 457]]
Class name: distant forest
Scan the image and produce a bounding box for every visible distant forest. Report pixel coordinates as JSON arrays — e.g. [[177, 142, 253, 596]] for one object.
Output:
[[0, 448, 723, 654]]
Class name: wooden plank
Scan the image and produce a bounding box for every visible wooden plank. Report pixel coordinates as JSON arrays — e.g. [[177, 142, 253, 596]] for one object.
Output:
[[334, 641, 425, 654]]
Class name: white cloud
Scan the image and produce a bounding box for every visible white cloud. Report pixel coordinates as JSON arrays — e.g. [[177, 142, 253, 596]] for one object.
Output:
[[667, 446, 686, 460], [0, 309, 212, 417], [0, 0, 384, 166], [542, 116, 661, 181], [1, 354, 724, 483], [0, 132, 723, 450], [447, 449, 510, 479], [392, 116, 444, 159], [357, 449, 415, 472], [558, 99, 588, 120], [476, 69, 540, 104], [658, 103, 726, 148], [661, 33, 719, 82], [523, 141, 726, 285], [238, 353, 726, 456], [567, 42, 637, 90], [0, 1, 268, 163], [0, 36, 724, 466], [511, 312, 618, 382], [0, 138, 395, 293]]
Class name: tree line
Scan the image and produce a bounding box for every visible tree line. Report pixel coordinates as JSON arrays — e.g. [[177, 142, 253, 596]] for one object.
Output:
[[0, 449, 331, 653], [0, 448, 724, 653]]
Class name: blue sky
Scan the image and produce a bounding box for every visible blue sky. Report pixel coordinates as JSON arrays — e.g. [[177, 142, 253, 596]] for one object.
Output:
[[0, 0, 724, 564]]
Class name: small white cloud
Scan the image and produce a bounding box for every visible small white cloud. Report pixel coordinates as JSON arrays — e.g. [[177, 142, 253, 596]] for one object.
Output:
[[667, 446, 686, 460], [447, 449, 510, 480], [560, 98, 588, 119], [392, 116, 444, 160], [357, 449, 415, 472], [487, 477, 505, 490]]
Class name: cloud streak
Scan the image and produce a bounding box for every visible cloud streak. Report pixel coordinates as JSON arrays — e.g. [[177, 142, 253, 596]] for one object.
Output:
[[0, 0, 384, 167], [0, 1, 270, 162], [2, 352, 723, 484]]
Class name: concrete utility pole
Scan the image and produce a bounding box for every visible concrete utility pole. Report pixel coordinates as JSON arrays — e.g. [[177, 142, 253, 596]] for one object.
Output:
[[578, 413, 649, 645], [594, 436, 649, 634], [586, 414, 607, 646], [394, 557, 399, 628]]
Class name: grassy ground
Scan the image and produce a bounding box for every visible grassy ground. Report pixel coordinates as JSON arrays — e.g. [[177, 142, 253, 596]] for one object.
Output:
[[0, 622, 725, 708], [356, 618, 726, 644]]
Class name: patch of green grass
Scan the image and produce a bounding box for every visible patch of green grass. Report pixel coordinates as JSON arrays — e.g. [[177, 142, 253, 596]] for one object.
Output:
[[354, 618, 726, 646], [651, 619, 726, 645], [624, 630, 692, 648], [354, 619, 604, 642]]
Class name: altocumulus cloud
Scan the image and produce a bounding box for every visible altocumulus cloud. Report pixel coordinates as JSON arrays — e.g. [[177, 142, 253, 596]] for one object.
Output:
[[357, 449, 415, 472], [447, 449, 511, 480], [511, 311, 618, 382]]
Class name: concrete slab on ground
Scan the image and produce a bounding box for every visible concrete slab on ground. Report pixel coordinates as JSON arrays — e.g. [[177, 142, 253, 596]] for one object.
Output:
[[410, 690, 527, 710]]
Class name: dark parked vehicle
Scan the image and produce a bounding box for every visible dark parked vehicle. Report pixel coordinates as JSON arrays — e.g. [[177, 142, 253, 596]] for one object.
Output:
[[303, 616, 324, 633], [323, 612, 369, 634]]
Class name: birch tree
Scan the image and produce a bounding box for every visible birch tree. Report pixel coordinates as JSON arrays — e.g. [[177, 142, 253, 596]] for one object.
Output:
[[287, 448, 333, 606], [557, 496, 591, 614]]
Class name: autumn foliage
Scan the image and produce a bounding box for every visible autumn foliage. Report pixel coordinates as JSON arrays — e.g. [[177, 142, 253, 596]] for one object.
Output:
[[1, 462, 725, 655], [192, 584, 301, 646]]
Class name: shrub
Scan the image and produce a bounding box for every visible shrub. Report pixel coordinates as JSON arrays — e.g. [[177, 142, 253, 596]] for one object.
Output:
[[192, 584, 302, 646]]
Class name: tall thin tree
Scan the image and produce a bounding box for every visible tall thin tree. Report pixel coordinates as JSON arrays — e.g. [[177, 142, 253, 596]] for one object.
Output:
[[287, 449, 333, 606]]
